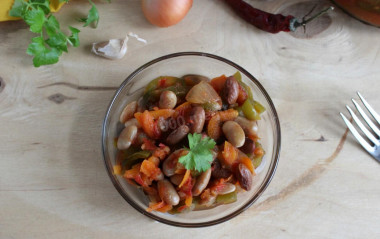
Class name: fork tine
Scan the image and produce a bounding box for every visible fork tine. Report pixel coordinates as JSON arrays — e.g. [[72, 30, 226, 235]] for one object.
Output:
[[352, 99, 380, 137], [340, 112, 374, 153], [346, 105, 380, 146], [357, 92, 380, 125]]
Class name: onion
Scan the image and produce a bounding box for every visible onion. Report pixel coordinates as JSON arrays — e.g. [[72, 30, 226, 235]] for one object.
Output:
[[142, 0, 193, 27], [186, 81, 222, 106]]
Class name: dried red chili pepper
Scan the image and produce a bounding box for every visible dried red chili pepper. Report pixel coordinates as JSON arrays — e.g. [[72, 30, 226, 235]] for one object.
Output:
[[223, 0, 334, 34]]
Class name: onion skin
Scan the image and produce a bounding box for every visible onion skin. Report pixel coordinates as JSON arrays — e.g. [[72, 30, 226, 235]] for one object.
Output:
[[142, 0, 193, 27]]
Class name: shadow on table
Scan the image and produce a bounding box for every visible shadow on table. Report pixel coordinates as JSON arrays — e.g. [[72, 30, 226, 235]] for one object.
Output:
[[67, 91, 153, 229]]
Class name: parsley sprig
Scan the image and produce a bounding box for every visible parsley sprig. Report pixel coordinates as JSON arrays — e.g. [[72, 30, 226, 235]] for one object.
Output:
[[178, 133, 216, 173], [9, 0, 108, 67]]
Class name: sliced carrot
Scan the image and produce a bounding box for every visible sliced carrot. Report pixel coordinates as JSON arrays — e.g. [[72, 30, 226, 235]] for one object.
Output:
[[207, 109, 238, 140], [185, 195, 193, 207], [146, 201, 165, 212], [135, 110, 156, 139], [247, 133, 260, 142], [148, 156, 160, 167], [178, 169, 191, 188], [174, 102, 192, 118], [150, 109, 175, 119], [210, 74, 227, 93], [113, 165, 122, 175], [221, 141, 238, 167], [124, 163, 141, 179], [140, 159, 157, 178], [156, 204, 173, 213], [218, 109, 239, 121], [207, 113, 221, 140]]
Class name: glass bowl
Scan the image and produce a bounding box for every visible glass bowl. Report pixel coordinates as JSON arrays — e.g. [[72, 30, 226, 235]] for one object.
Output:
[[101, 52, 281, 227], [331, 0, 380, 27]]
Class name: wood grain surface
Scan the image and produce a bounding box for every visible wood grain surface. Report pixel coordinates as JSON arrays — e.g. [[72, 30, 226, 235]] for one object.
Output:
[[1, 0, 380, 238]]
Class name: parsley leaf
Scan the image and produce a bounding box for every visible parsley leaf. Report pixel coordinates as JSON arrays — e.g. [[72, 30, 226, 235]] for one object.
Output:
[[79, 0, 99, 28], [26, 37, 62, 67], [9, 0, 106, 67], [30, 0, 51, 15], [9, 0, 28, 17], [24, 7, 46, 33], [178, 133, 216, 172], [68, 26, 80, 47]]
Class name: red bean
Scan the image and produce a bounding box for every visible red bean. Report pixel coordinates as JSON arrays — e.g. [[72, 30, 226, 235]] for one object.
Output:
[[157, 180, 180, 206], [236, 163, 252, 191]]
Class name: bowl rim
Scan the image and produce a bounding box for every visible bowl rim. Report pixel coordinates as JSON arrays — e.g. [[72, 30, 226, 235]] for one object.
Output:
[[101, 51, 281, 227]]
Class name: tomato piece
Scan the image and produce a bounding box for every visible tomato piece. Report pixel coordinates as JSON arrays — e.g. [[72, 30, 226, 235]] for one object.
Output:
[[236, 83, 248, 105], [210, 74, 227, 92]]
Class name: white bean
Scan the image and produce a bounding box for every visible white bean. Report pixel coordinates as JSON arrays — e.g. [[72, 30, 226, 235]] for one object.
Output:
[[119, 101, 137, 123], [124, 118, 140, 128], [159, 90, 177, 109], [117, 125, 137, 150], [222, 121, 245, 147]]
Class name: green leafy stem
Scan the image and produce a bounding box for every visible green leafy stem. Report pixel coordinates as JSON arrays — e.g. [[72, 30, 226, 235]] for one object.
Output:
[[9, 0, 109, 67]]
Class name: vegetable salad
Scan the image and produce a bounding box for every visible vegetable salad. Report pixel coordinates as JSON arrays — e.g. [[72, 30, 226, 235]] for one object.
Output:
[[114, 72, 265, 213]]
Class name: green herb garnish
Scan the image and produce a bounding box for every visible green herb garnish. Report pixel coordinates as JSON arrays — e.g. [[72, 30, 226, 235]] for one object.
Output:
[[9, 0, 108, 67], [178, 133, 216, 172], [78, 0, 100, 27]]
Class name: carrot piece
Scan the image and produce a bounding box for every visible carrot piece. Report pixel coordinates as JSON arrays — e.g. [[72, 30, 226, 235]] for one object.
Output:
[[239, 156, 254, 174], [146, 201, 165, 212], [207, 109, 238, 140], [178, 169, 191, 188], [148, 156, 160, 167], [113, 165, 122, 175], [150, 109, 175, 119], [124, 163, 141, 179], [221, 141, 238, 167], [156, 204, 173, 213], [218, 109, 239, 121], [210, 74, 227, 92], [135, 110, 156, 139], [174, 102, 192, 118], [207, 114, 221, 140], [247, 133, 260, 142], [185, 195, 193, 207], [140, 159, 157, 178]]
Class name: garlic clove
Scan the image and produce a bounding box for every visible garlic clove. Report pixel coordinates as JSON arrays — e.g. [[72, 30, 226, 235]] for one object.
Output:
[[92, 36, 129, 60]]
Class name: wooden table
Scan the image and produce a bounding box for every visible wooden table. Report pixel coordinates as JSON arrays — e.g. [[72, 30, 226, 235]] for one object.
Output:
[[1, 0, 379, 238]]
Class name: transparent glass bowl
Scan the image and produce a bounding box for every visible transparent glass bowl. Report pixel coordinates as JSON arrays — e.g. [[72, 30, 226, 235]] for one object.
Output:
[[101, 52, 281, 227]]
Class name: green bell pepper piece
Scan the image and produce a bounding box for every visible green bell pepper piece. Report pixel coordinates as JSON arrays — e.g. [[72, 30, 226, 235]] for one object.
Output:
[[253, 100, 266, 114], [216, 191, 237, 205], [242, 99, 260, 120], [122, 150, 151, 169]]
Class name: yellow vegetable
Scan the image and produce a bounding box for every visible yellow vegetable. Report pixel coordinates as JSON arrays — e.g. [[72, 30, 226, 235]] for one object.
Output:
[[0, 0, 65, 22]]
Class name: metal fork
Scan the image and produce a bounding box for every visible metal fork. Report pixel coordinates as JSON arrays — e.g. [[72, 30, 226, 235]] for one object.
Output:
[[340, 92, 380, 162]]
